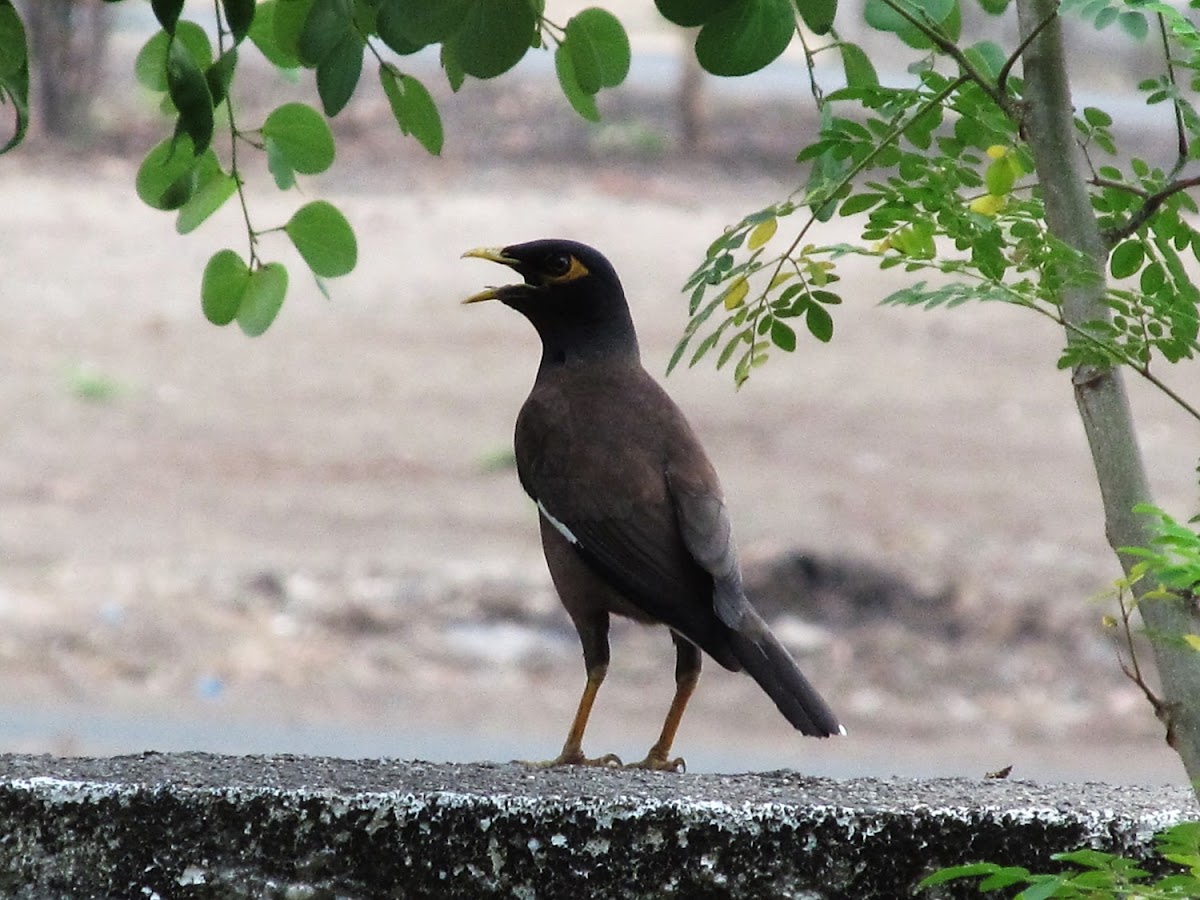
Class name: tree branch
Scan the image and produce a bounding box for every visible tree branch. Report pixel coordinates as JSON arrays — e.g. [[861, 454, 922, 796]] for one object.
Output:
[[1102, 174, 1200, 246]]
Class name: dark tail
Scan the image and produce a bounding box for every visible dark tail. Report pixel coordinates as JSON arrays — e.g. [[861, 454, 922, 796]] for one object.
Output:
[[725, 607, 843, 737]]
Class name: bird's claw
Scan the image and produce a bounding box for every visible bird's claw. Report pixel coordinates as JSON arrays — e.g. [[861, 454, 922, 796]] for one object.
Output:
[[626, 753, 687, 774], [517, 750, 624, 769]]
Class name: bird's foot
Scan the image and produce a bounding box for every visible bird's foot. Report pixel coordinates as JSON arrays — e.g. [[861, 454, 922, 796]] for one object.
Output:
[[625, 752, 686, 774], [517, 749, 623, 768]]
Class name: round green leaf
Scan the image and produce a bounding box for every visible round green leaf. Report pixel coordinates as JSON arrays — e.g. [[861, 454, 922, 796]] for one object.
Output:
[[695, 0, 796, 78], [201, 249, 250, 325], [448, 0, 537, 79], [379, 64, 444, 155], [285, 200, 357, 277], [316, 32, 363, 116], [565, 8, 630, 93], [249, 0, 300, 68], [238, 262, 289, 336], [1141, 260, 1166, 294], [1110, 240, 1145, 279], [655, 0, 735, 27], [554, 42, 599, 121], [136, 134, 199, 210], [377, 0, 471, 47], [261, 102, 335, 174]]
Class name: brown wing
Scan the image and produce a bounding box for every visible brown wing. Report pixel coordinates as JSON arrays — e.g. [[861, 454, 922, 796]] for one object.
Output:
[[514, 366, 741, 668]]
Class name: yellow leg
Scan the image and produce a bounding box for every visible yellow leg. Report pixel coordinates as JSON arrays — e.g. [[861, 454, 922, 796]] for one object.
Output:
[[627, 668, 699, 773], [521, 665, 622, 768]]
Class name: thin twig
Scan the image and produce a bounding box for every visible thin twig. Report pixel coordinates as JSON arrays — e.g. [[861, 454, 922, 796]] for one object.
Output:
[[997, 0, 1059, 97], [1102, 174, 1200, 245], [1156, 12, 1189, 166]]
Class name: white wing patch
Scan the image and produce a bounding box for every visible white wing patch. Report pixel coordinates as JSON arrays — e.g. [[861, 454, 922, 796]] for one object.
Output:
[[537, 500, 579, 546]]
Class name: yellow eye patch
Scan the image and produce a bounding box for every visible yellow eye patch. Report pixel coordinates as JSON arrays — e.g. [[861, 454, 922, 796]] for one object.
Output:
[[545, 255, 590, 285]]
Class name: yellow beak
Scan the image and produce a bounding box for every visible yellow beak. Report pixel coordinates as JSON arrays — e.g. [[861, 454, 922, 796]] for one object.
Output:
[[461, 247, 521, 304]]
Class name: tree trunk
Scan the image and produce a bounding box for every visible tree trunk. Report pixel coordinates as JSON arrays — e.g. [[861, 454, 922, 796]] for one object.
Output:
[[22, 0, 111, 140], [1016, 0, 1200, 788]]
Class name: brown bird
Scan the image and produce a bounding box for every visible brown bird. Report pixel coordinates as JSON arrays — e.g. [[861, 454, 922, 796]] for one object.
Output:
[[464, 239, 842, 771]]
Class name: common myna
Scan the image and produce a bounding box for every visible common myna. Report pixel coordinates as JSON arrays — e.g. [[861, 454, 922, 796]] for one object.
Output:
[[464, 239, 842, 771]]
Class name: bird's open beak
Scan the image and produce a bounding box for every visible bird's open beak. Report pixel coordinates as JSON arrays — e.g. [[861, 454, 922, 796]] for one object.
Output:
[[462, 247, 521, 304]]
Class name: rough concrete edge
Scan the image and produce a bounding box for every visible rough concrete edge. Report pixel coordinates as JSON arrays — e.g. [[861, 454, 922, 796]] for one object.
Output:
[[1, 756, 1196, 899]]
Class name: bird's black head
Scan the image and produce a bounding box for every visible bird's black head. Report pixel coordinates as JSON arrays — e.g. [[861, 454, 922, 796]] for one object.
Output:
[[463, 239, 640, 368]]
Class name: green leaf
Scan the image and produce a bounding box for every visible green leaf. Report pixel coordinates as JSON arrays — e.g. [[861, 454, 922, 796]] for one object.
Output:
[[0, 0, 26, 79], [265, 136, 296, 189], [238, 262, 290, 336], [554, 42, 600, 121], [286, 200, 358, 277], [221, 0, 256, 42], [840, 41, 878, 88], [1083, 106, 1113, 127], [1118, 10, 1149, 39], [152, 0, 185, 34], [917, 863, 1006, 888], [136, 134, 200, 211], [806, 301, 834, 341], [167, 36, 215, 153], [261, 102, 335, 174], [298, 0, 352, 66], [176, 159, 237, 234], [316, 31, 364, 116], [250, 0, 300, 68], [985, 156, 1017, 195], [136, 23, 213, 92], [963, 40, 1005, 79], [380, 64, 444, 154], [976, 0, 1008, 13], [205, 49, 238, 107], [864, 0, 956, 48], [696, 0, 796, 77], [655, 0, 736, 27], [273, 0, 316, 64], [201, 249, 250, 325], [1110, 239, 1145, 279], [795, 0, 836, 34], [565, 8, 630, 93], [448, 0, 537, 79], [840, 192, 881, 215], [441, 42, 466, 91], [377, 0, 471, 47], [0, 0, 28, 154], [770, 318, 797, 351]]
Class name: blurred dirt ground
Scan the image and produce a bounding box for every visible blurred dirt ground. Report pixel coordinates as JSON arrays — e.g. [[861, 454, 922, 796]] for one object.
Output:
[[0, 28, 1198, 782]]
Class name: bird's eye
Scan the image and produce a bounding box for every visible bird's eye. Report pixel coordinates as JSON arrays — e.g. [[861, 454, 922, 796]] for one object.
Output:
[[545, 253, 573, 277]]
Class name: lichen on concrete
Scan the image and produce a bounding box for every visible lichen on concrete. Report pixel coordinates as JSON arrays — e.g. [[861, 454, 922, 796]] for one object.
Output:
[[0, 753, 1194, 898]]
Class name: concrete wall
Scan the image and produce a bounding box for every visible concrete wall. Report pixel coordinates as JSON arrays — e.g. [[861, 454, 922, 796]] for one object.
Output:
[[0, 752, 1194, 898]]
